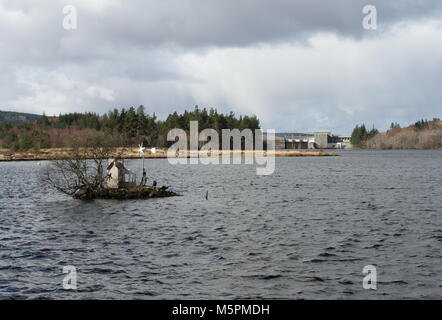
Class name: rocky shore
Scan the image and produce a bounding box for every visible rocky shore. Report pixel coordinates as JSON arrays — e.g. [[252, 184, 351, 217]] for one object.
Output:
[[0, 148, 339, 161]]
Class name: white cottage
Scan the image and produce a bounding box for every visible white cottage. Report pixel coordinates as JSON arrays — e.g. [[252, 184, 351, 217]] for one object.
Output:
[[106, 159, 137, 189]]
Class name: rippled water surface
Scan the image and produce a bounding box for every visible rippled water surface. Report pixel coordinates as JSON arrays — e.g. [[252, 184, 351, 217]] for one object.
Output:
[[0, 150, 441, 299]]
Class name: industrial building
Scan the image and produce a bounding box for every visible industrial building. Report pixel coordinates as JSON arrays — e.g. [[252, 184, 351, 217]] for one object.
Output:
[[274, 132, 352, 150]]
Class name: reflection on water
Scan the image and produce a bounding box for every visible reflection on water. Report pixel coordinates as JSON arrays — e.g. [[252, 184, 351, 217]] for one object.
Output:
[[0, 150, 441, 299]]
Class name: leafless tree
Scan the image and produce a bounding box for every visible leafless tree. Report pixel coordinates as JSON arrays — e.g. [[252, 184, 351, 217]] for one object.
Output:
[[41, 131, 126, 197], [365, 128, 442, 149]]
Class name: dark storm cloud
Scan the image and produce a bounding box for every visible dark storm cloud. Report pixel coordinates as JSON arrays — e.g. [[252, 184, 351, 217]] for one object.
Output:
[[66, 0, 442, 48], [0, 0, 442, 131], [3, 0, 442, 64]]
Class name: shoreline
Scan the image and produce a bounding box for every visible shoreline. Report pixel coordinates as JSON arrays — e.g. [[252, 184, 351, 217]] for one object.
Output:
[[0, 148, 339, 162]]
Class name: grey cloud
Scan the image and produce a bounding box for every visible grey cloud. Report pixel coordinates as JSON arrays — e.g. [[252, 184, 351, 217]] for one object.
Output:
[[0, 0, 441, 132], [80, 0, 442, 48], [1, 0, 441, 69], [2, 0, 442, 63]]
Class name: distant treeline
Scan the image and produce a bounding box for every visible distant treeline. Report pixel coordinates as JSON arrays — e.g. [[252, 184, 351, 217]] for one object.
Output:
[[0, 110, 42, 125], [351, 118, 442, 149], [350, 124, 379, 147], [0, 106, 260, 151]]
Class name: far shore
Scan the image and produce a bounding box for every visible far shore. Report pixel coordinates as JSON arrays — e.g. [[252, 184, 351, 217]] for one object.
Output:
[[0, 148, 339, 162]]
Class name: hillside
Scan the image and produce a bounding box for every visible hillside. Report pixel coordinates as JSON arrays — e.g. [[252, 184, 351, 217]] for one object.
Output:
[[365, 119, 442, 149], [0, 110, 41, 125]]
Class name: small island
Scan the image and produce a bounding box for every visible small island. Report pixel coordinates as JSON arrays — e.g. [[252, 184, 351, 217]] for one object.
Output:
[[40, 136, 178, 200], [71, 159, 178, 200]]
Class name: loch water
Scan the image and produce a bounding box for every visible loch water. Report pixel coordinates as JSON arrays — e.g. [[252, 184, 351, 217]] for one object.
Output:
[[0, 150, 441, 299]]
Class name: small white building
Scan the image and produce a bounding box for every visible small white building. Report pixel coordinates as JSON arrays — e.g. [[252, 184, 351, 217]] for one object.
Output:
[[106, 159, 137, 189]]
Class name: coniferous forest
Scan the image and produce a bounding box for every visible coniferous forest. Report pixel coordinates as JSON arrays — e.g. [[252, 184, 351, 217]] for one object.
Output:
[[0, 106, 260, 151]]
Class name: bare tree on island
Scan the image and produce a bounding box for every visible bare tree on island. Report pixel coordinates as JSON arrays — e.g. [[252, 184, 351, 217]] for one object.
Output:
[[40, 131, 177, 200], [40, 132, 125, 198]]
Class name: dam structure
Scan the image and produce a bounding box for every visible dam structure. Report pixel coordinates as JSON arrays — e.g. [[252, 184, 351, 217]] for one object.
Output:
[[274, 132, 352, 150]]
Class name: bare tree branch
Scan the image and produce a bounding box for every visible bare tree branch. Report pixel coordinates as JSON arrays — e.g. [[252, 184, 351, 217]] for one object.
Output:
[[40, 131, 126, 197]]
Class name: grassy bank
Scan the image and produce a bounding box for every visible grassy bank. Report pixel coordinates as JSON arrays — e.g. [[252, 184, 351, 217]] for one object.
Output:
[[0, 148, 339, 161]]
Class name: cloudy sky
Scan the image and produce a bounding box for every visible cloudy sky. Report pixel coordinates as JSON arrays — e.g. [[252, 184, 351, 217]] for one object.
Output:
[[1, 0, 442, 133]]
